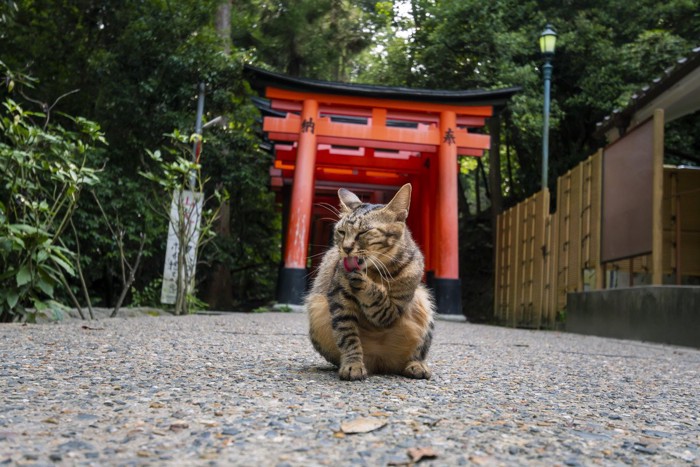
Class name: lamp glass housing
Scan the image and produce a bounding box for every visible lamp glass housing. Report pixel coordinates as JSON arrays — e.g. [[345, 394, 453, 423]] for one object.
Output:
[[539, 26, 557, 55]]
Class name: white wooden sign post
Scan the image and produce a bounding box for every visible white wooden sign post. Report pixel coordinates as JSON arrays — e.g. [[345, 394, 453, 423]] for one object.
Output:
[[160, 189, 203, 304]]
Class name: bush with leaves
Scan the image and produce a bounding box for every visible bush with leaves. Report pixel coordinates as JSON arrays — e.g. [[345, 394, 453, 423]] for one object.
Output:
[[0, 66, 103, 321]]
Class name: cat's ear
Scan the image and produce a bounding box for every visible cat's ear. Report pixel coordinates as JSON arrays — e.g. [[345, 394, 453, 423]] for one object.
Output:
[[384, 183, 411, 222], [338, 188, 362, 212]]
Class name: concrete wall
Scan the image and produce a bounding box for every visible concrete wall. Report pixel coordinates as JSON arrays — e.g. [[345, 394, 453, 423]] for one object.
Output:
[[566, 286, 700, 348]]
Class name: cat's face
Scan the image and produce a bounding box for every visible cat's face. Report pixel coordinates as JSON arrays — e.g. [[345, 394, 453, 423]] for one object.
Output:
[[333, 184, 412, 262], [334, 207, 404, 259]]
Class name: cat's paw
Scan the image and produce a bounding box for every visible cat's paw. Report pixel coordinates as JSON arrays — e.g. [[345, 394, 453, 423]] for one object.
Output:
[[339, 361, 368, 381], [403, 361, 431, 380], [346, 270, 366, 291]]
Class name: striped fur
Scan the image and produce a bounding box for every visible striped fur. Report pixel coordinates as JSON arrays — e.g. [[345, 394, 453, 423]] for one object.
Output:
[[307, 183, 435, 381]]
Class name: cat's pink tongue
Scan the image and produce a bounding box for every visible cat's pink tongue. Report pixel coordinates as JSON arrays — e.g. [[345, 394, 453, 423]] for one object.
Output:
[[343, 256, 364, 272]]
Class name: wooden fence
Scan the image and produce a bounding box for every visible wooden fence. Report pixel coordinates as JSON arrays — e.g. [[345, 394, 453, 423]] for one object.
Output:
[[553, 150, 604, 311], [495, 150, 603, 328], [495, 149, 700, 328], [663, 167, 700, 280], [494, 188, 555, 328]]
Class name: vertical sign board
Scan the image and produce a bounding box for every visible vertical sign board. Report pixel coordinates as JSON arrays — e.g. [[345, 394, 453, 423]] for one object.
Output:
[[160, 190, 204, 304], [601, 119, 654, 263]]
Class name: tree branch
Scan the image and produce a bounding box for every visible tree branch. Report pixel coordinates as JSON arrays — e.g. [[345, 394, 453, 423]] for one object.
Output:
[[111, 232, 146, 318], [68, 220, 95, 319]]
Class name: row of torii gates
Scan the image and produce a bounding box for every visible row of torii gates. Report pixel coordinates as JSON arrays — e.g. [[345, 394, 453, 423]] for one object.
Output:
[[246, 65, 519, 314]]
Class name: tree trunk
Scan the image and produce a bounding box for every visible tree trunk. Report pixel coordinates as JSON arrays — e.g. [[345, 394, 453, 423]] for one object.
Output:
[[488, 115, 503, 281], [205, 1, 235, 310], [216, 0, 232, 54], [488, 115, 502, 219], [205, 201, 234, 309], [458, 172, 471, 220], [477, 158, 490, 201], [505, 114, 516, 199], [475, 169, 481, 216]]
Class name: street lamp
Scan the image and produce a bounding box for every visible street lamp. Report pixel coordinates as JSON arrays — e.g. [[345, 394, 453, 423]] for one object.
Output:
[[539, 24, 557, 190]]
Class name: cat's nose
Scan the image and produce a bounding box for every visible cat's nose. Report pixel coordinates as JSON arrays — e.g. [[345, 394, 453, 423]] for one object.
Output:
[[343, 245, 353, 255]]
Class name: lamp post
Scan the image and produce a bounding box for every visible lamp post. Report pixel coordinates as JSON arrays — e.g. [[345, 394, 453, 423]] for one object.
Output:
[[190, 83, 226, 189], [539, 24, 557, 190], [190, 82, 206, 190]]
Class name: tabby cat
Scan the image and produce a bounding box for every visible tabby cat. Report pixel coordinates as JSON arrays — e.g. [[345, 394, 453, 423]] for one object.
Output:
[[307, 183, 435, 381]]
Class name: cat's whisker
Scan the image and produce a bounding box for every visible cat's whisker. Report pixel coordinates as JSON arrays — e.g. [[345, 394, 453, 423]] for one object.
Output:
[[361, 251, 392, 286], [367, 256, 390, 287], [357, 248, 394, 280], [310, 244, 329, 255], [315, 201, 339, 211], [315, 202, 341, 218], [306, 252, 330, 260], [367, 250, 399, 275], [373, 261, 396, 289], [355, 249, 374, 273]]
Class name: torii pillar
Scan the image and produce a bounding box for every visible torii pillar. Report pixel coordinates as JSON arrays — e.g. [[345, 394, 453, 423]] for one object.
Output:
[[278, 98, 318, 304], [433, 111, 461, 315]]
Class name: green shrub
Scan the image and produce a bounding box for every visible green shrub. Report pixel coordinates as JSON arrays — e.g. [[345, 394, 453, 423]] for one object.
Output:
[[0, 67, 103, 321]]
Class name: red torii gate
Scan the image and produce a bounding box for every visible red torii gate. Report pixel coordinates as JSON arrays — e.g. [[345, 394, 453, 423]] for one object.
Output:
[[246, 65, 519, 315]]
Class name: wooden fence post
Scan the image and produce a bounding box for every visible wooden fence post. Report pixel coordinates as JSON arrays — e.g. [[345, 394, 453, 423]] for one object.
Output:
[[652, 109, 665, 284]]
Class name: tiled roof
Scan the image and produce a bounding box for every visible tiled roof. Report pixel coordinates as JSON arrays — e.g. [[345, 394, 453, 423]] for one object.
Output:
[[595, 46, 700, 136], [244, 64, 521, 108]]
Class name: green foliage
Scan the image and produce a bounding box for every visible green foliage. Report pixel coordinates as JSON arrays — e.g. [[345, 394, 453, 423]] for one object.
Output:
[[186, 293, 210, 314], [1, 1, 282, 311], [236, 0, 382, 80], [556, 309, 567, 323], [665, 111, 700, 166], [130, 278, 163, 308], [0, 68, 102, 321]]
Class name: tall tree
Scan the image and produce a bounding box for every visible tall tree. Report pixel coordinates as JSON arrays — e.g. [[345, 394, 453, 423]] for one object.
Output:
[[217, 0, 233, 54], [233, 0, 379, 79]]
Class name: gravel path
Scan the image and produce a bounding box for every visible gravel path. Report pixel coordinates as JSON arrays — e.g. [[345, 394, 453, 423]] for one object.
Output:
[[1, 312, 699, 466]]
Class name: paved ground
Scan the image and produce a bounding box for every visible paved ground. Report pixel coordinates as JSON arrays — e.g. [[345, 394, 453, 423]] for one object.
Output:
[[1, 311, 699, 466]]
